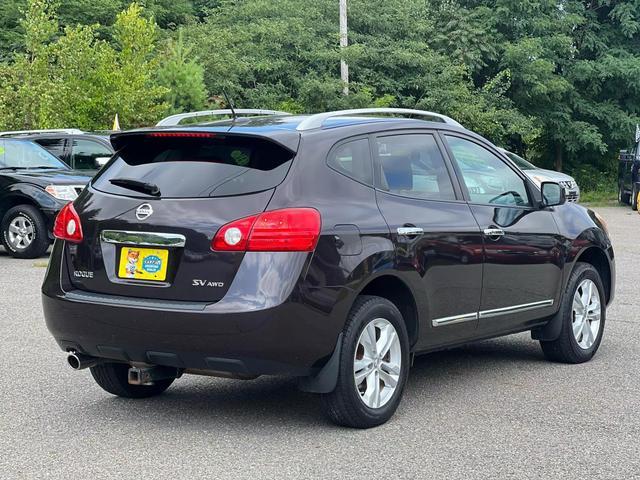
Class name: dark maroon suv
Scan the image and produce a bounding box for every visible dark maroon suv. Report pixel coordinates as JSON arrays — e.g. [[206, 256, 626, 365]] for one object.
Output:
[[42, 108, 615, 428]]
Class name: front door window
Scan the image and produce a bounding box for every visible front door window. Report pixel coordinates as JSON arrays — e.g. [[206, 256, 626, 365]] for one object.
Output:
[[445, 135, 530, 207]]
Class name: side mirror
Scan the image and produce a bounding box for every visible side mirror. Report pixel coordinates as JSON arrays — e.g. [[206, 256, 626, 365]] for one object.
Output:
[[541, 181, 565, 207], [95, 157, 110, 168]]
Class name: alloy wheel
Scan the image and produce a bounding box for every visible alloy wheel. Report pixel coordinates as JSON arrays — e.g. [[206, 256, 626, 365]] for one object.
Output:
[[353, 318, 401, 409], [7, 215, 34, 251], [572, 279, 601, 350]]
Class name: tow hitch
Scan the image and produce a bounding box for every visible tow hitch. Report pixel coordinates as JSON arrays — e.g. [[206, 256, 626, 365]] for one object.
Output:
[[127, 366, 181, 386]]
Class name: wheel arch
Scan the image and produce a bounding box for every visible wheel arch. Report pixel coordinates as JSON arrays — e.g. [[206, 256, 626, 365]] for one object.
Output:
[[356, 274, 419, 348], [574, 246, 612, 304], [533, 244, 613, 342], [0, 193, 40, 221], [299, 273, 418, 394]]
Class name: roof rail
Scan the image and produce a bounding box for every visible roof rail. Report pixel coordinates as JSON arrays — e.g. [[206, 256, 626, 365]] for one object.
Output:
[[295, 108, 463, 131], [156, 109, 292, 127], [0, 128, 84, 137]]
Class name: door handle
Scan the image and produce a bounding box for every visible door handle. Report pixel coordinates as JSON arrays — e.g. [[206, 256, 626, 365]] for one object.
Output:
[[397, 227, 424, 236], [483, 227, 505, 238]]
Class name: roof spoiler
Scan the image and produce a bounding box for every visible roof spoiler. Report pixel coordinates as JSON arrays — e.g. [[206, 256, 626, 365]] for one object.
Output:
[[110, 129, 301, 154]]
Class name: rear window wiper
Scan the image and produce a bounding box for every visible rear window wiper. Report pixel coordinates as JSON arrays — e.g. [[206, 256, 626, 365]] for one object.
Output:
[[0, 166, 27, 171], [28, 166, 61, 170], [109, 178, 161, 196]]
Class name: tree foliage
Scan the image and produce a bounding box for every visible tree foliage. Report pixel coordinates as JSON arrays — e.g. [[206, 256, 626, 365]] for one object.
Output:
[[0, 0, 639, 188], [157, 29, 207, 114], [0, 1, 168, 130]]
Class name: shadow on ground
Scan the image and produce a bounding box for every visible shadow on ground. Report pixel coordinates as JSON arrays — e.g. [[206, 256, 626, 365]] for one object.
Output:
[[75, 335, 547, 430]]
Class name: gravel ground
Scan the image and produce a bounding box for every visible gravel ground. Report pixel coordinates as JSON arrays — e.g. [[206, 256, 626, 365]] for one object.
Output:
[[0, 206, 638, 479]]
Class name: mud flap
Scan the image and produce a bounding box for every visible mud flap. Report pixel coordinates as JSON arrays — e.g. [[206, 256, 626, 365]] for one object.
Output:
[[531, 311, 562, 342], [298, 333, 343, 394]]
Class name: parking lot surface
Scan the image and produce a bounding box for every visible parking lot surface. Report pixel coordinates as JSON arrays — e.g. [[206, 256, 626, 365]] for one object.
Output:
[[1, 206, 639, 479]]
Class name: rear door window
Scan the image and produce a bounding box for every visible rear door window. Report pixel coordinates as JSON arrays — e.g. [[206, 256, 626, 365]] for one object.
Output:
[[92, 134, 295, 198], [71, 139, 113, 170], [374, 133, 456, 201]]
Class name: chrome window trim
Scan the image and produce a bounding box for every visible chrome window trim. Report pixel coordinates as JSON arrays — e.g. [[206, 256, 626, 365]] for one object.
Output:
[[100, 230, 186, 248], [432, 299, 554, 327]]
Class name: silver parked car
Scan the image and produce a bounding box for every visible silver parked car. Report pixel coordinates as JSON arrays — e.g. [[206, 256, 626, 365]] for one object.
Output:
[[499, 148, 580, 202]]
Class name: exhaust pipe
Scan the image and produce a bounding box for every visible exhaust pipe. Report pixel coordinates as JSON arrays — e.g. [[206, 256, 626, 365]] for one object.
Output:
[[67, 351, 101, 370]]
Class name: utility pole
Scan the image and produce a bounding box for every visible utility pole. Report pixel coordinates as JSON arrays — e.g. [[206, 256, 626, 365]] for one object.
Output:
[[339, 0, 349, 95]]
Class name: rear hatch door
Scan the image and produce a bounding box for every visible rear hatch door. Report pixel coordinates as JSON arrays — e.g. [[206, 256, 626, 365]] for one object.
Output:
[[66, 130, 298, 302]]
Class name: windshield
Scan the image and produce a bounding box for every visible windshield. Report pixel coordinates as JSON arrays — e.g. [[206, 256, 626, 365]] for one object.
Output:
[[0, 140, 68, 170], [504, 150, 536, 170]]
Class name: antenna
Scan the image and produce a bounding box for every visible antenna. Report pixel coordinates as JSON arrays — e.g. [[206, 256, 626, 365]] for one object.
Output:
[[222, 90, 237, 121]]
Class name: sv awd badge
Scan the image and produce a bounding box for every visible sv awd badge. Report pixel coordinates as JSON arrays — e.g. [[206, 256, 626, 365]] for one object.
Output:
[[192, 279, 225, 288]]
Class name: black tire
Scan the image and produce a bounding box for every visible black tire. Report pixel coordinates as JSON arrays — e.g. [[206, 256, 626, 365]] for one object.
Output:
[[1, 204, 50, 259], [321, 296, 410, 428], [90, 363, 174, 398], [618, 183, 630, 205], [632, 184, 639, 211], [540, 262, 606, 364]]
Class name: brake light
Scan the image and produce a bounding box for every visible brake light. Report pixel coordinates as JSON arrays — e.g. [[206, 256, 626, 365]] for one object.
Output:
[[147, 132, 216, 138], [212, 208, 321, 252], [53, 202, 83, 243]]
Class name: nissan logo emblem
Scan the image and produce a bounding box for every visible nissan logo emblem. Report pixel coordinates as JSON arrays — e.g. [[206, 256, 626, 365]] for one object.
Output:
[[135, 203, 153, 221]]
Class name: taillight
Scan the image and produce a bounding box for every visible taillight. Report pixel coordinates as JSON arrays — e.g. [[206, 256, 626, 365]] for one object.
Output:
[[212, 208, 321, 252], [53, 202, 83, 243]]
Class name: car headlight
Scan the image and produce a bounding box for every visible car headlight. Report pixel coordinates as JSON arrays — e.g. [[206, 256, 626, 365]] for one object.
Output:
[[45, 185, 79, 201]]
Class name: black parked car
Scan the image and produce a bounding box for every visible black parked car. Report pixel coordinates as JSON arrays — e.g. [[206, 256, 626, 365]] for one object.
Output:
[[0, 129, 114, 173], [42, 108, 615, 428], [0, 138, 91, 258], [619, 147, 639, 209]]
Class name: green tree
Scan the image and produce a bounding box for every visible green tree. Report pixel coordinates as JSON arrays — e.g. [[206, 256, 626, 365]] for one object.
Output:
[[0, 0, 168, 131], [0, 0, 196, 58], [157, 29, 208, 114], [433, 0, 640, 178], [185, 0, 532, 145]]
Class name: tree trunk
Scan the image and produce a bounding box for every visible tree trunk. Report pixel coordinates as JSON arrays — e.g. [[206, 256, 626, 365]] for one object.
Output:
[[554, 143, 563, 172]]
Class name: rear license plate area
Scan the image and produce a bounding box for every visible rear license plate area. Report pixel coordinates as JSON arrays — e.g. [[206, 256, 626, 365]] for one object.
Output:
[[117, 246, 170, 282]]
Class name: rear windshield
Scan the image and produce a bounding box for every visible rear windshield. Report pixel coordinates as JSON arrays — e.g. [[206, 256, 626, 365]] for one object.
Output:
[[92, 134, 295, 198]]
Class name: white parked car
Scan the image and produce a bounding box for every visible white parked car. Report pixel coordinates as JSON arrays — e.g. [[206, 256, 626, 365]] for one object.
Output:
[[499, 148, 580, 202]]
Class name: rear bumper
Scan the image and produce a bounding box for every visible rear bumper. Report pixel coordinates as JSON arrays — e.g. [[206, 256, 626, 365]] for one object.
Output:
[[42, 242, 349, 377], [42, 293, 339, 376]]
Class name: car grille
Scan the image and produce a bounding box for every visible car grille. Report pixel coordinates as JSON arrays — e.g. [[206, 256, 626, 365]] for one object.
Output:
[[558, 180, 576, 189], [566, 191, 579, 202]]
